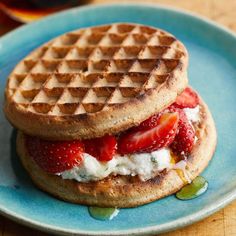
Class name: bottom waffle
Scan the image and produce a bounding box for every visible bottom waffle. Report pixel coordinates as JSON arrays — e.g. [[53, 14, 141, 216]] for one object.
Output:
[[16, 97, 216, 208]]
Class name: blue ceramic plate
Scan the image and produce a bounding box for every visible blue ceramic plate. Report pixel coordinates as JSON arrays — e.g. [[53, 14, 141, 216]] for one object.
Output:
[[0, 3, 236, 236]]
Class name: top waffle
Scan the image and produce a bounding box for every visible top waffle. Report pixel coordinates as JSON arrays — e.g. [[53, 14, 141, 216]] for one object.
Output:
[[4, 23, 188, 140]]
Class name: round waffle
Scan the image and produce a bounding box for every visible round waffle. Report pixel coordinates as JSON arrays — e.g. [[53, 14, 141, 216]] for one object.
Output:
[[5, 23, 188, 140], [16, 95, 217, 207]]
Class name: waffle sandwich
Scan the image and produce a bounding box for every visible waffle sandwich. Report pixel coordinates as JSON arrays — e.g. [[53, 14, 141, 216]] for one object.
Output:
[[4, 23, 217, 207]]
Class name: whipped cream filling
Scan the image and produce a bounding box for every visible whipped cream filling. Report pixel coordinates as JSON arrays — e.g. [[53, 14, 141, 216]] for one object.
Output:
[[183, 106, 200, 123], [59, 106, 200, 182], [60, 149, 172, 182]]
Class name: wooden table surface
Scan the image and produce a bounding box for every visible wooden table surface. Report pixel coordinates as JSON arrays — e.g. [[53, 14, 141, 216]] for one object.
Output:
[[0, 0, 235, 235]]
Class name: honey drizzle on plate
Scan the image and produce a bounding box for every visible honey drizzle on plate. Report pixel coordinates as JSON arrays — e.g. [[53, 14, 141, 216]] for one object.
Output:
[[170, 151, 190, 184]]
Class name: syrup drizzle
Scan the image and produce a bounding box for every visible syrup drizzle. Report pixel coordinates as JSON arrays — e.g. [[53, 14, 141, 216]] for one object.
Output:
[[88, 207, 119, 221], [176, 176, 208, 200]]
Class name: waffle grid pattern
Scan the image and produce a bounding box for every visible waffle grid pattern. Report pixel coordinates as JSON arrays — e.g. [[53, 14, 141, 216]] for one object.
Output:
[[8, 24, 186, 116]]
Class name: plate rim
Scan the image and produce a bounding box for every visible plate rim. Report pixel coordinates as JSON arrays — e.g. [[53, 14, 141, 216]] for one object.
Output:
[[0, 3, 236, 235], [0, 191, 236, 236], [1, 2, 236, 45]]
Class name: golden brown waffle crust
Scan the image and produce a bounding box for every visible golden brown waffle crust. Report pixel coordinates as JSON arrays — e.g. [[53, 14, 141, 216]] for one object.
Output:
[[16, 96, 217, 207], [5, 23, 188, 140]]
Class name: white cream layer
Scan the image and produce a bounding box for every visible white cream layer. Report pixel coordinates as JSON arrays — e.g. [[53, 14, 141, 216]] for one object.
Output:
[[59, 106, 200, 182], [60, 148, 172, 182], [183, 106, 200, 123]]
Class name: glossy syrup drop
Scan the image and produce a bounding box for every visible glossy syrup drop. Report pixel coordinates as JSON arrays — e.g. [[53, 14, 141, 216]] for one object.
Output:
[[176, 176, 208, 200], [88, 207, 119, 221]]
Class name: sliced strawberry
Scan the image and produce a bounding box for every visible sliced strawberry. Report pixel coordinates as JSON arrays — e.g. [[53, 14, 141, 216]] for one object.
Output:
[[25, 136, 84, 174], [83, 135, 117, 162], [173, 87, 199, 109], [118, 112, 179, 155], [171, 109, 195, 155], [132, 113, 162, 131]]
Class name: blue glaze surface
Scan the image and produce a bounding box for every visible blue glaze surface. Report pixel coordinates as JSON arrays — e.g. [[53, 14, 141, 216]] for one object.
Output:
[[0, 3, 235, 235]]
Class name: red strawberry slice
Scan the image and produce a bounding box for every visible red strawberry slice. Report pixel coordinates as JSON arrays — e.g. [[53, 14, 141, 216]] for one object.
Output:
[[170, 108, 195, 155], [118, 112, 179, 155], [132, 113, 162, 131], [25, 136, 84, 174], [173, 87, 199, 109], [83, 135, 117, 162]]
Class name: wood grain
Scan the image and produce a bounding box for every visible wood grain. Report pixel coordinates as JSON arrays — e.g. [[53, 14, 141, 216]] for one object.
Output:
[[0, 0, 236, 235], [94, 0, 236, 32]]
